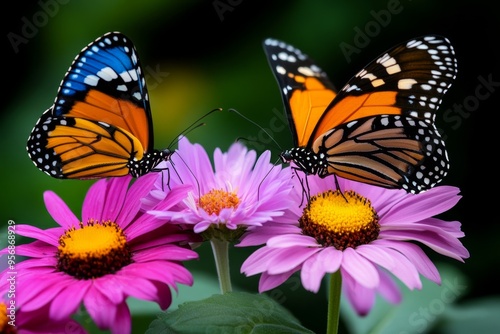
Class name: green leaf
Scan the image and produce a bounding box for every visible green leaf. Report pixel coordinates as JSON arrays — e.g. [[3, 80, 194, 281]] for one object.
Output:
[[146, 291, 315, 334]]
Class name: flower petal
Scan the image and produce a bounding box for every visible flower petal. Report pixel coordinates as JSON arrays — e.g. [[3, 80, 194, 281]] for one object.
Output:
[[341, 248, 379, 289], [301, 247, 342, 292], [382, 186, 461, 224], [81, 178, 107, 223], [43, 191, 79, 228], [341, 268, 376, 316], [259, 271, 295, 293]]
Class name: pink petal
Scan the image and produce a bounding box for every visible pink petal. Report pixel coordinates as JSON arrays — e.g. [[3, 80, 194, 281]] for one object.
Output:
[[259, 271, 295, 292], [341, 248, 379, 289], [12, 225, 60, 247], [237, 224, 302, 247], [378, 247, 422, 290], [92, 276, 126, 304], [376, 268, 402, 304], [84, 290, 118, 330], [267, 247, 321, 275], [150, 280, 174, 309], [43, 191, 79, 228], [50, 280, 91, 320], [241, 247, 282, 276], [381, 229, 469, 261], [375, 239, 441, 283], [133, 245, 198, 262], [111, 274, 158, 301], [355, 244, 396, 271], [341, 268, 376, 316], [301, 248, 342, 292], [81, 178, 107, 223], [6, 240, 57, 258], [111, 302, 132, 334], [382, 186, 460, 224], [20, 273, 72, 311], [267, 234, 320, 248], [116, 174, 156, 228], [102, 176, 132, 222]]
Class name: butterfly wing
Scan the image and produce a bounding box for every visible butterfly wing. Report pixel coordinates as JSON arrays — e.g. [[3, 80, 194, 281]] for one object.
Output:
[[312, 114, 448, 193], [28, 109, 145, 178], [311, 35, 456, 192], [310, 35, 457, 144], [52, 31, 153, 150], [265, 36, 457, 193], [27, 32, 156, 179], [263, 38, 337, 147]]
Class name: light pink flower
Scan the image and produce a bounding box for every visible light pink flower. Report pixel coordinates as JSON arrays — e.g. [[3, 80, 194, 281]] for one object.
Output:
[[148, 137, 295, 237]]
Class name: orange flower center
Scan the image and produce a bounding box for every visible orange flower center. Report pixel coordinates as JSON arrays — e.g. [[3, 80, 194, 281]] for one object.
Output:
[[199, 189, 239, 215]]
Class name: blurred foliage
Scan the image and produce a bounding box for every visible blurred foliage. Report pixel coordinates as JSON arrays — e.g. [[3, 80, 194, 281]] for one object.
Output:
[[2, 0, 499, 333]]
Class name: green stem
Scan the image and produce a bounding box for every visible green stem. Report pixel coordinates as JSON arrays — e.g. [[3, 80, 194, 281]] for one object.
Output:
[[326, 270, 342, 334], [210, 239, 232, 294]]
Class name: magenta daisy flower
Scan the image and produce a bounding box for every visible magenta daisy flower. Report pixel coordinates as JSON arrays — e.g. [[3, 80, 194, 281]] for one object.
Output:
[[239, 175, 470, 316], [0, 175, 198, 334]]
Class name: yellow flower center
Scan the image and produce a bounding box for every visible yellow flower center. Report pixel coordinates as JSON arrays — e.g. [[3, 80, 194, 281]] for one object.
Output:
[[0, 302, 16, 333], [300, 190, 379, 250], [56, 220, 132, 279], [199, 189, 239, 215]]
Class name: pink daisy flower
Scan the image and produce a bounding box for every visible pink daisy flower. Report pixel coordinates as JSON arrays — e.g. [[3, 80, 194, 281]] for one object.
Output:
[[0, 175, 198, 334], [148, 136, 295, 239], [239, 175, 470, 315], [147, 137, 295, 293]]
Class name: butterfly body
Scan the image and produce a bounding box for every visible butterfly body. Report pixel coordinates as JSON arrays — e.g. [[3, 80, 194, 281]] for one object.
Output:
[[27, 32, 171, 179], [264, 36, 457, 193]]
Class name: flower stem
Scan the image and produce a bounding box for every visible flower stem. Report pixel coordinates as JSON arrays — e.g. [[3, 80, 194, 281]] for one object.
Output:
[[210, 239, 232, 294], [326, 270, 342, 334]]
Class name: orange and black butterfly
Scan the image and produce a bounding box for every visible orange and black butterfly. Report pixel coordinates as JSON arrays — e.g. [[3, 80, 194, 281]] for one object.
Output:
[[263, 36, 457, 193], [27, 32, 172, 179]]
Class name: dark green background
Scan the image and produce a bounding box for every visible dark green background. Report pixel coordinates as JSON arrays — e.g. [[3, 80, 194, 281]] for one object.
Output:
[[2, 1, 499, 333]]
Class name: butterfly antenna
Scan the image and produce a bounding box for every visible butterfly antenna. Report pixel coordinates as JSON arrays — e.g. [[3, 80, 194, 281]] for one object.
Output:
[[167, 108, 222, 149], [255, 156, 283, 201], [228, 108, 283, 151], [170, 151, 202, 198]]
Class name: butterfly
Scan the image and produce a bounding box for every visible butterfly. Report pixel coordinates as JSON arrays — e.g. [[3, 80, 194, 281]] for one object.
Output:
[[26, 31, 172, 179], [263, 36, 457, 194]]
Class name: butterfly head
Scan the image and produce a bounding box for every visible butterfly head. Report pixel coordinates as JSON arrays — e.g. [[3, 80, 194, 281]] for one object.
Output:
[[280, 148, 328, 176], [128, 148, 173, 178]]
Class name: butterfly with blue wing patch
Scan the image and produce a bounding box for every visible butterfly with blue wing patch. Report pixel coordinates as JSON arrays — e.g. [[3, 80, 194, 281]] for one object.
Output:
[[264, 36, 457, 194], [27, 31, 171, 179]]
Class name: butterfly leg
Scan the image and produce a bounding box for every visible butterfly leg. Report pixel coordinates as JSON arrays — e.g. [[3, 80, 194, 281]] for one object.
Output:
[[290, 167, 311, 207]]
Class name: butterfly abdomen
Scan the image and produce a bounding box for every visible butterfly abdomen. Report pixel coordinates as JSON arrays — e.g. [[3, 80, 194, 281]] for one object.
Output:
[[128, 149, 173, 178], [280, 148, 329, 176]]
